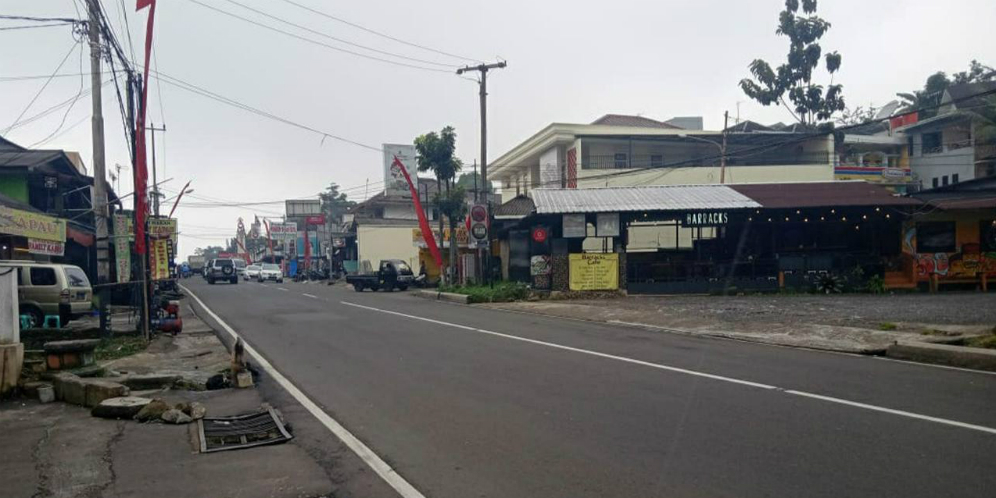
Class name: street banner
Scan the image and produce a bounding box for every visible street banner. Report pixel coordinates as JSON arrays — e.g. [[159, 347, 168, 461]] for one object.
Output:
[[569, 253, 619, 291], [383, 144, 417, 196], [133, 0, 158, 254], [0, 206, 66, 242], [151, 238, 169, 280], [269, 222, 297, 239], [113, 214, 132, 283], [28, 239, 65, 256], [391, 155, 442, 267]]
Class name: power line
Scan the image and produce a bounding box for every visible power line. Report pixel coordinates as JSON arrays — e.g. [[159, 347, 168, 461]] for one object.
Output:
[[277, 0, 482, 64], [218, 0, 458, 68], [0, 22, 70, 31], [183, 0, 453, 74], [28, 29, 88, 148], [3, 40, 82, 134], [0, 14, 82, 24]]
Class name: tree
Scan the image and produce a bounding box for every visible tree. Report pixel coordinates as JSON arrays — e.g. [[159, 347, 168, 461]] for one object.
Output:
[[835, 104, 878, 126], [194, 245, 225, 260], [897, 61, 995, 118], [455, 171, 493, 197], [319, 182, 356, 230], [435, 186, 469, 284], [739, 0, 844, 127], [414, 126, 463, 284]]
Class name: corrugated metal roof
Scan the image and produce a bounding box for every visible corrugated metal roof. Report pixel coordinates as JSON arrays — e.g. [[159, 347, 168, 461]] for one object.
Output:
[[531, 185, 761, 214], [730, 181, 921, 208]]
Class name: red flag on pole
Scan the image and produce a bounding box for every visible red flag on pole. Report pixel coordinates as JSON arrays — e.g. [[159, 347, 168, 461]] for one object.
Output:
[[392, 156, 442, 267], [133, 0, 157, 253]]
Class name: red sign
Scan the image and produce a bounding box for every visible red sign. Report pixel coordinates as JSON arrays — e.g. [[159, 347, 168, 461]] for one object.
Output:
[[471, 205, 487, 223], [532, 227, 548, 243], [305, 215, 326, 225]]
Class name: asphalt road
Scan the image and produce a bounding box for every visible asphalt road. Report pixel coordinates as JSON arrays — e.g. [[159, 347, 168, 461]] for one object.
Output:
[[183, 277, 996, 498]]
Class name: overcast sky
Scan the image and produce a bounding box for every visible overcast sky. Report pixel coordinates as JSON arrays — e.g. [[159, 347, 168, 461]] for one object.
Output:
[[2, 0, 994, 258]]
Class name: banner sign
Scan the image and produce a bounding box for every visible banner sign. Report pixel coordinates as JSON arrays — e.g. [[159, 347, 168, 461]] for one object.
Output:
[[147, 217, 177, 241], [563, 214, 586, 238], [113, 214, 132, 283], [269, 222, 297, 238], [569, 253, 619, 291], [305, 215, 326, 225], [0, 205, 66, 242], [383, 143, 417, 196], [530, 255, 551, 276], [595, 213, 620, 237], [28, 238, 65, 256], [151, 238, 170, 280], [412, 227, 471, 248]]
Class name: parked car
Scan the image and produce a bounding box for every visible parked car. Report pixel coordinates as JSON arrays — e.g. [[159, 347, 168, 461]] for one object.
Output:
[[0, 260, 93, 327], [205, 258, 239, 284], [257, 263, 283, 283], [203, 259, 214, 281], [244, 264, 261, 281], [346, 259, 414, 291]]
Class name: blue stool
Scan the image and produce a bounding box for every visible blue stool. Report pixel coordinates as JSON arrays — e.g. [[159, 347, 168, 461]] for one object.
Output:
[[43, 315, 61, 329], [20, 315, 32, 330]]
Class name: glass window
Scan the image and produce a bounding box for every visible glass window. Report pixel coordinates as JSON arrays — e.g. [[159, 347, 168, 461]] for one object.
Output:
[[395, 261, 411, 273], [30, 267, 57, 286], [952, 173, 959, 184], [922, 132, 942, 154], [981, 221, 996, 252], [263, 264, 279, 270], [234, 259, 246, 269], [916, 222, 956, 253], [932, 177, 939, 188], [64, 267, 90, 288], [614, 153, 628, 168], [942, 175, 949, 186]]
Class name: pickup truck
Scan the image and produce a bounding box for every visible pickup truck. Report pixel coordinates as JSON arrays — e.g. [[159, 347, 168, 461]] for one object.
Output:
[[346, 259, 414, 292]]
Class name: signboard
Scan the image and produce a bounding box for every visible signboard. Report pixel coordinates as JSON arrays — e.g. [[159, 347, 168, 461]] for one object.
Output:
[[532, 226, 549, 243], [569, 253, 619, 291], [684, 211, 729, 227], [471, 223, 488, 240], [539, 148, 560, 189], [305, 215, 326, 225], [148, 218, 177, 241], [28, 238, 65, 256], [383, 143, 417, 196], [285, 199, 321, 216], [332, 237, 346, 248], [113, 214, 132, 283], [0, 205, 66, 242], [530, 255, 551, 276], [151, 238, 170, 280], [595, 213, 619, 237], [563, 214, 586, 238], [269, 222, 297, 238], [882, 168, 908, 180], [412, 227, 471, 248]]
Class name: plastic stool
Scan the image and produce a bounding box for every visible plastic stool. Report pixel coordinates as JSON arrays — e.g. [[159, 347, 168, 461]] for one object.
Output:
[[20, 315, 32, 330], [43, 315, 61, 329]]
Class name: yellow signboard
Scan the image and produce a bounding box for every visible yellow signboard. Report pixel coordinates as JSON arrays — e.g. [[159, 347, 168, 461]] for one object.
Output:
[[151, 238, 170, 280], [148, 217, 177, 242], [569, 253, 619, 291], [0, 205, 66, 242]]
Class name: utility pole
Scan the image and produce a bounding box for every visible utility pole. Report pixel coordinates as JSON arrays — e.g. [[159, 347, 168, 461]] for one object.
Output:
[[128, 74, 150, 341], [720, 110, 729, 184], [87, 0, 111, 333], [456, 60, 506, 285], [146, 122, 166, 216]]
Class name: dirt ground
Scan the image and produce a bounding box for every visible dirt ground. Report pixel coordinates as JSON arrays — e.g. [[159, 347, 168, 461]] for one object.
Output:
[[483, 292, 996, 353]]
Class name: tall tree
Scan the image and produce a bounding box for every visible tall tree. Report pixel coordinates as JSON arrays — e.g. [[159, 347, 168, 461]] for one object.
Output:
[[739, 0, 844, 127], [319, 182, 356, 230], [898, 61, 995, 118], [194, 245, 225, 261], [414, 126, 463, 283], [455, 171, 493, 197]]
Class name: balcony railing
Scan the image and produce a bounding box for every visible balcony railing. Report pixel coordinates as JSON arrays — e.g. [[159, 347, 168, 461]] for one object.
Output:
[[583, 151, 831, 170]]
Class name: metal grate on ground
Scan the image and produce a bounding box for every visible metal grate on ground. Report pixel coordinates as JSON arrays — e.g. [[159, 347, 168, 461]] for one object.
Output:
[[197, 408, 293, 453]]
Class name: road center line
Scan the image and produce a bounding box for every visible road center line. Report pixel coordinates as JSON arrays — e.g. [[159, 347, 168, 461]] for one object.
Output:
[[276, 287, 289, 291], [302, 293, 319, 299], [181, 285, 426, 498], [339, 300, 996, 436]]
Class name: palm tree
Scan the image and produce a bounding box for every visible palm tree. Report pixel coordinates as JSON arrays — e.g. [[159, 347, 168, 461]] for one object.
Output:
[[414, 126, 463, 283]]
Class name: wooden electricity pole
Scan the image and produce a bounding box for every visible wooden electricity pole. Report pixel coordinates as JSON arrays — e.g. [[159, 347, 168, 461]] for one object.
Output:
[[87, 0, 111, 332]]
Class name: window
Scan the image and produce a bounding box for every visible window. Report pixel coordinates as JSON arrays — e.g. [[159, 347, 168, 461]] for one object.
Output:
[[952, 173, 960, 184], [932, 177, 939, 188], [650, 154, 664, 167], [942, 175, 949, 186], [922, 132, 942, 154], [63, 267, 89, 288], [916, 222, 956, 253], [614, 153, 628, 168], [982, 221, 996, 252], [907, 136, 914, 156], [29, 267, 57, 286]]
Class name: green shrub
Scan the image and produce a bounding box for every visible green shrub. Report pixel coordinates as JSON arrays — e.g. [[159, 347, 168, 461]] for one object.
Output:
[[439, 282, 529, 303], [865, 275, 886, 294]]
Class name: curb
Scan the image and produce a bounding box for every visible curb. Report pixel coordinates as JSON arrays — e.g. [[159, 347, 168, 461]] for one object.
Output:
[[414, 290, 469, 304], [886, 340, 996, 372]]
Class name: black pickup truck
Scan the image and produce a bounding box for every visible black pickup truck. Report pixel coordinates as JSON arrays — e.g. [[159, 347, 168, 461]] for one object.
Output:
[[346, 259, 415, 292]]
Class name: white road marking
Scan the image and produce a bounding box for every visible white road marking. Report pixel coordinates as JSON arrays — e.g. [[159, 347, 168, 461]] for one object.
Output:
[[302, 293, 319, 299], [181, 285, 426, 498], [340, 300, 996, 436], [277, 287, 289, 292]]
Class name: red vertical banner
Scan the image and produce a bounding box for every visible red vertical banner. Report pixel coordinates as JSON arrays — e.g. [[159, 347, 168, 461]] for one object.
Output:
[[392, 156, 442, 267], [134, 0, 157, 253]]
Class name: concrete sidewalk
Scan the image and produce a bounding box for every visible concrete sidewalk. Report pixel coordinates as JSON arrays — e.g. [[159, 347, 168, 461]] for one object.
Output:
[[481, 293, 995, 353], [0, 301, 338, 498]]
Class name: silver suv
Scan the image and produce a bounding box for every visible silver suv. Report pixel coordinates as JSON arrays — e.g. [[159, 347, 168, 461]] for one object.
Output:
[[206, 258, 239, 285]]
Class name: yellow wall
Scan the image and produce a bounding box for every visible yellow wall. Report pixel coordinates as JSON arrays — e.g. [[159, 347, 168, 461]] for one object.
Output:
[[577, 164, 832, 188], [356, 225, 420, 271]]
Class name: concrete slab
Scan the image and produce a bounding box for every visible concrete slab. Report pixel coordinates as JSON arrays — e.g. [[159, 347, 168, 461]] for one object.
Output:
[[415, 289, 470, 304], [887, 340, 996, 372]]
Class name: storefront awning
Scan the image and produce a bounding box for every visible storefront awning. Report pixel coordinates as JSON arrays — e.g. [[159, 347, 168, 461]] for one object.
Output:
[[531, 185, 761, 214]]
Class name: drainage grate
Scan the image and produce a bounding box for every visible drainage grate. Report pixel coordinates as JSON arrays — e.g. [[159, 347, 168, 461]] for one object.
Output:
[[197, 408, 293, 453]]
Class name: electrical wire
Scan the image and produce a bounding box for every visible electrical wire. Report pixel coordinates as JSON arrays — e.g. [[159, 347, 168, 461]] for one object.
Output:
[[218, 0, 459, 68], [3, 41, 82, 134], [28, 30, 88, 147], [29, 113, 90, 148], [0, 22, 69, 31], [183, 0, 453, 74], [277, 0, 482, 64], [0, 14, 82, 24]]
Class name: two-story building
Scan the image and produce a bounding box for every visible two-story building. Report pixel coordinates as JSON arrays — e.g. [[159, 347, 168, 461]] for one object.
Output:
[[897, 81, 996, 190]]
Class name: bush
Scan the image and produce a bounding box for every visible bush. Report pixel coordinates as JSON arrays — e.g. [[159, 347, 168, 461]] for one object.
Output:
[[439, 282, 529, 303]]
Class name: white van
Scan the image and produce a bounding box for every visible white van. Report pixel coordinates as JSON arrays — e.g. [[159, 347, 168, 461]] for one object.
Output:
[[0, 260, 94, 327]]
